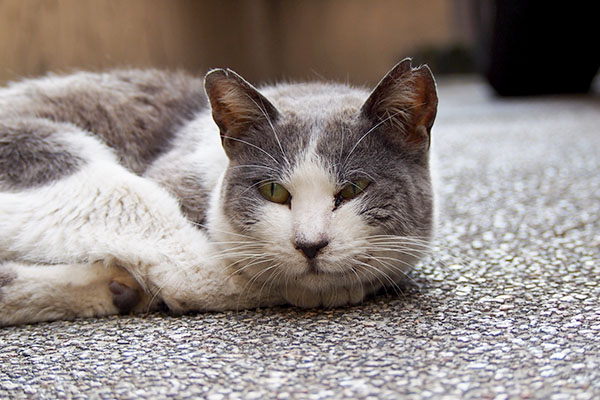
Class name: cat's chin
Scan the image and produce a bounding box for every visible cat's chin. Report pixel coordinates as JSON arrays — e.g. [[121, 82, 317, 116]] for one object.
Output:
[[277, 264, 368, 297], [281, 283, 366, 309], [279, 260, 359, 290]]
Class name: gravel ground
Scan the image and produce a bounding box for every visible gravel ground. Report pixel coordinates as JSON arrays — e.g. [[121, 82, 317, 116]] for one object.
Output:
[[1, 78, 599, 399]]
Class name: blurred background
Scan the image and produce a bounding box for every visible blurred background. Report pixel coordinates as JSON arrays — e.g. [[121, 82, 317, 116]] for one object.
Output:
[[0, 0, 598, 94]]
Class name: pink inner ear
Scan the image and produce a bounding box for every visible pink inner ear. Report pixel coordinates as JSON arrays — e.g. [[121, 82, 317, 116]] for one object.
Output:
[[412, 71, 438, 131], [213, 93, 255, 135], [403, 75, 437, 147], [206, 80, 253, 135], [361, 62, 438, 149], [205, 69, 279, 139], [204, 68, 280, 159]]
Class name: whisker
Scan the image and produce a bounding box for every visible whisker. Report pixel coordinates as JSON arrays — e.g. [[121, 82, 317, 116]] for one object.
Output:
[[209, 243, 266, 255], [220, 135, 280, 165], [228, 164, 279, 173], [362, 235, 471, 266], [354, 267, 378, 296], [239, 178, 274, 198], [209, 251, 265, 261], [230, 254, 272, 275], [343, 111, 402, 167], [267, 266, 286, 297], [353, 260, 397, 297], [190, 221, 257, 240], [362, 246, 428, 260], [363, 235, 433, 244], [236, 261, 279, 310], [341, 169, 378, 185], [358, 259, 409, 297], [256, 262, 284, 308], [335, 124, 346, 172], [245, 94, 290, 168], [209, 241, 266, 248]]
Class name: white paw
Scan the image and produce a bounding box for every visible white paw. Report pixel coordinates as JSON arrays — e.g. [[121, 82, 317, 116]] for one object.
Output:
[[143, 255, 236, 314]]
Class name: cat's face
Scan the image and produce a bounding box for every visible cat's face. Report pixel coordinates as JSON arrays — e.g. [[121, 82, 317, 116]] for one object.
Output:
[[205, 59, 437, 307]]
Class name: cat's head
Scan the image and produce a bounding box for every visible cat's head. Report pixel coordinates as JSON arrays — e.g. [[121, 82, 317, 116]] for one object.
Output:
[[204, 59, 437, 307]]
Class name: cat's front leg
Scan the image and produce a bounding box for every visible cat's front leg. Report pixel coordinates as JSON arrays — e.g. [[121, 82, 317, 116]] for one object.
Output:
[[143, 252, 286, 314]]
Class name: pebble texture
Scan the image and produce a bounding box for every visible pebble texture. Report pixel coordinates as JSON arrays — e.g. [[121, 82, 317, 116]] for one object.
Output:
[[1, 79, 599, 399]]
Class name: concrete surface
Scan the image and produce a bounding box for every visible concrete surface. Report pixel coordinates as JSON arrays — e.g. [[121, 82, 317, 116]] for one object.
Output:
[[1, 79, 599, 399]]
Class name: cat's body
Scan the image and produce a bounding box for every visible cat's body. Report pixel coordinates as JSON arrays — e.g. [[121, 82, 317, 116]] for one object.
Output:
[[0, 59, 437, 326]]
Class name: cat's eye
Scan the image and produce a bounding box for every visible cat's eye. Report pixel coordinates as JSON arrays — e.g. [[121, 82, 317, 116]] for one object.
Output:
[[339, 179, 370, 201], [258, 181, 290, 204]]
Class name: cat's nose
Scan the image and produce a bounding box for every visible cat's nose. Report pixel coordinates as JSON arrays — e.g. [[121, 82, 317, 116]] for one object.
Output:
[[295, 240, 329, 259]]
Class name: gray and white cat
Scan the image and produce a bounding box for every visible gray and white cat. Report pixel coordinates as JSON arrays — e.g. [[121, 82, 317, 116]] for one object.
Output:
[[0, 59, 437, 326]]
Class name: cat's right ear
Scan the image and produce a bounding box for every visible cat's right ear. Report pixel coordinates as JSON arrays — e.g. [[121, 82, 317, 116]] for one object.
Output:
[[204, 69, 279, 158]]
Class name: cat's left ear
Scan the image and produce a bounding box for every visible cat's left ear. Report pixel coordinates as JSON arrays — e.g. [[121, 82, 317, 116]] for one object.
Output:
[[204, 68, 279, 158], [360, 58, 438, 151]]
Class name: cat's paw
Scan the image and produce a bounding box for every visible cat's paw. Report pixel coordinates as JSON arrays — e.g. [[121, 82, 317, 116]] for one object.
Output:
[[109, 280, 141, 313], [143, 265, 191, 314], [143, 259, 284, 314], [284, 286, 365, 309]]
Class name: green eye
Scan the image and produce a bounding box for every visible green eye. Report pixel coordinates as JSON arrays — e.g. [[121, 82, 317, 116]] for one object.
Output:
[[339, 179, 370, 200], [258, 181, 290, 204]]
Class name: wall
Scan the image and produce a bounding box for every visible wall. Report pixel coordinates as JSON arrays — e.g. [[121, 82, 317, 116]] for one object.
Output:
[[0, 0, 457, 85]]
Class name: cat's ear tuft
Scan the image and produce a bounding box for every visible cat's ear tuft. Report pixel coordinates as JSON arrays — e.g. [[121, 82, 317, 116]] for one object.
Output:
[[360, 58, 438, 151], [204, 68, 279, 157]]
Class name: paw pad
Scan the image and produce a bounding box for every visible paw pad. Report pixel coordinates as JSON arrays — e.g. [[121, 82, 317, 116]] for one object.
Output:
[[109, 280, 140, 313]]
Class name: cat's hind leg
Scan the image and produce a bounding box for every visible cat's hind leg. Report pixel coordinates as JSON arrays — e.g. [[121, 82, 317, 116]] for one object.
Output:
[[0, 261, 154, 327]]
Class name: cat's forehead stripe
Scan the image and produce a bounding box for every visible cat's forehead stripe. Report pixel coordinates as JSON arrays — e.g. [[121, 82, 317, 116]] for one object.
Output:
[[271, 104, 365, 180], [284, 139, 336, 192]]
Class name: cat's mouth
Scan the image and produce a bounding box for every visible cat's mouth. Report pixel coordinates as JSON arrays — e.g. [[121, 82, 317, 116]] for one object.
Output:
[[304, 269, 341, 277], [302, 260, 348, 278]]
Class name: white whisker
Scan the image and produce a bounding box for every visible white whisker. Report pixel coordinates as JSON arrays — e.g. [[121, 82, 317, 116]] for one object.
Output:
[[228, 164, 279, 173], [353, 260, 397, 296], [236, 261, 279, 310], [221, 135, 280, 165], [245, 94, 290, 168], [191, 222, 257, 240], [343, 111, 402, 167], [239, 178, 273, 197]]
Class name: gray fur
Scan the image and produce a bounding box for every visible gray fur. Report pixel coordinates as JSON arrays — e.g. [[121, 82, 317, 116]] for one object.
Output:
[[315, 117, 433, 239], [0, 270, 15, 287], [222, 111, 434, 240], [1, 69, 207, 175], [0, 118, 84, 190]]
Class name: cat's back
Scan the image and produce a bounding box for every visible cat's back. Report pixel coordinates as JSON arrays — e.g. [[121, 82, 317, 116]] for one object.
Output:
[[0, 69, 208, 174]]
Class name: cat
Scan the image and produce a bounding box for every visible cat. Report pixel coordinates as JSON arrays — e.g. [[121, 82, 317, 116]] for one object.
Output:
[[0, 58, 437, 326]]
